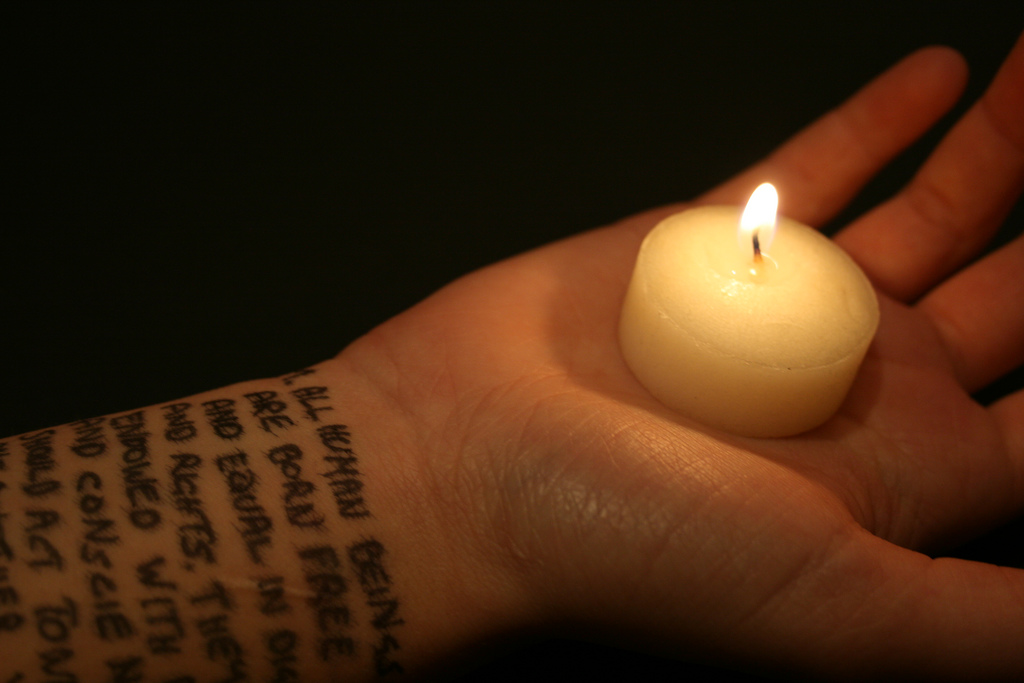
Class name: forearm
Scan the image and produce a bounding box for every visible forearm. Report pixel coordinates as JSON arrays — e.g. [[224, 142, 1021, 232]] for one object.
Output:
[[0, 355, 523, 681]]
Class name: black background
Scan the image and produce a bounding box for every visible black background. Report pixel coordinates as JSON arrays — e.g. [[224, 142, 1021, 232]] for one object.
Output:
[[4, 3, 1024, 681]]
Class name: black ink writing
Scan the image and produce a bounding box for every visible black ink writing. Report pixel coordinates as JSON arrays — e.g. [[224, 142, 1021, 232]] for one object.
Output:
[[38, 647, 76, 683], [90, 574, 134, 641], [319, 425, 371, 519], [266, 629, 299, 682], [70, 417, 107, 459], [257, 576, 290, 617], [281, 368, 316, 386], [265, 444, 325, 529], [350, 538, 405, 675], [191, 582, 244, 682], [111, 411, 162, 530], [203, 399, 244, 441], [25, 509, 63, 571], [0, 482, 8, 642], [137, 556, 177, 590], [0, 516, 11, 562], [216, 451, 273, 565], [289, 386, 333, 422], [107, 657, 144, 683], [298, 545, 354, 661], [21, 430, 60, 498], [77, 472, 120, 571], [244, 391, 296, 434], [196, 614, 247, 682], [138, 556, 184, 656], [0, 565, 25, 632], [169, 453, 216, 566], [318, 424, 351, 450], [34, 597, 77, 644], [162, 403, 197, 443], [0, 481, 11, 562], [26, 534, 63, 571], [35, 600, 81, 681], [26, 508, 60, 533], [0, 514, 11, 562], [75, 471, 132, 639], [190, 579, 232, 611], [140, 597, 185, 655], [349, 539, 404, 629]]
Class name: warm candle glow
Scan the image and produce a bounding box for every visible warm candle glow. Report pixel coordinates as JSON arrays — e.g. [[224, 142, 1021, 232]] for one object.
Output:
[[620, 193, 879, 436], [739, 183, 779, 259]]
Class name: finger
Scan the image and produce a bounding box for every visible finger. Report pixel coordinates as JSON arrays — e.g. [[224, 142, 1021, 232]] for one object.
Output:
[[836, 32, 1024, 302], [992, 388, 1024, 466], [763, 533, 1024, 679], [697, 47, 968, 227], [917, 233, 1024, 391]]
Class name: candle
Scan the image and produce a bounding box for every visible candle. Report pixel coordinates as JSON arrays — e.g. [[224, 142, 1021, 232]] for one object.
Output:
[[619, 183, 879, 437]]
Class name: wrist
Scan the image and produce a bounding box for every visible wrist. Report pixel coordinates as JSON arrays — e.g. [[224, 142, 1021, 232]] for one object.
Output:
[[323, 343, 542, 675], [0, 351, 535, 682]]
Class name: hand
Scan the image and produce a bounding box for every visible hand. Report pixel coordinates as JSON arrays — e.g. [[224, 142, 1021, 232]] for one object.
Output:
[[337, 33, 1024, 678]]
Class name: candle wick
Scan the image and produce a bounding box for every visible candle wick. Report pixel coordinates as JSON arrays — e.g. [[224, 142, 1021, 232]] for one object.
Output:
[[752, 230, 763, 263]]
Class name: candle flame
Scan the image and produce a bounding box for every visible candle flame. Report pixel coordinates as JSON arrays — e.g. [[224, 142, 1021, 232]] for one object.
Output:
[[739, 183, 778, 259]]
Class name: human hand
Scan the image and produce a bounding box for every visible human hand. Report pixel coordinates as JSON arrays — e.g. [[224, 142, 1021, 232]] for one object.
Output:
[[335, 32, 1024, 679]]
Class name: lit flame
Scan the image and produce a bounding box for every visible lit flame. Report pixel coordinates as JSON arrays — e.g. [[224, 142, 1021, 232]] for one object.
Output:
[[739, 182, 778, 259]]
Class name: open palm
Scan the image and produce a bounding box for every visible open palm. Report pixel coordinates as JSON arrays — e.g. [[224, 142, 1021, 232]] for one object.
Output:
[[341, 37, 1024, 678]]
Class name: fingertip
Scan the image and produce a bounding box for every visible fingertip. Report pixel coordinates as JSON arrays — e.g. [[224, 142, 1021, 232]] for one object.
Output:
[[904, 45, 969, 102], [984, 30, 1024, 149], [991, 389, 1024, 466], [914, 44, 968, 73]]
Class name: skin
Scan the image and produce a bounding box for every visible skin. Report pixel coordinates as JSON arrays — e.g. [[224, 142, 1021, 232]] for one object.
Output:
[[2, 31, 1022, 682], [334, 33, 1024, 679]]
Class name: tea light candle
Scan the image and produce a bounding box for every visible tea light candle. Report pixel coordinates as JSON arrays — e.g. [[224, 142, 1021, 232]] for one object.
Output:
[[619, 184, 879, 437]]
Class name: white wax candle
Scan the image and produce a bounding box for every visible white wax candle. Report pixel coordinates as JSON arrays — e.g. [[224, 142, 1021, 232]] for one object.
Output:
[[619, 193, 878, 437]]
